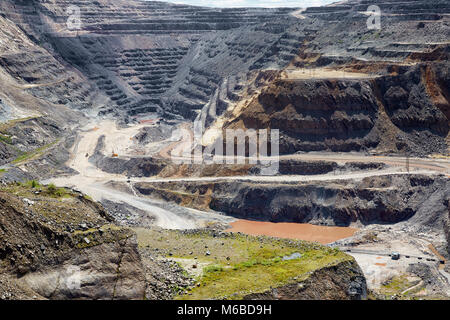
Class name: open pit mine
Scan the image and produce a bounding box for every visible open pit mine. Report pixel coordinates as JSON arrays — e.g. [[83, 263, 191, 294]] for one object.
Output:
[[0, 0, 449, 301]]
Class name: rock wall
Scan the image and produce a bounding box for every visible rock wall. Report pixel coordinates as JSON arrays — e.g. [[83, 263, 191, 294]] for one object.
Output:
[[0, 0, 297, 120], [0, 189, 146, 299], [444, 198, 450, 255], [225, 63, 449, 155], [244, 259, 367, 300], [19, 234, 146, 300], [0, 0, 448, 156], [211, 175, 448, 226], [135, 174, 449, 227]]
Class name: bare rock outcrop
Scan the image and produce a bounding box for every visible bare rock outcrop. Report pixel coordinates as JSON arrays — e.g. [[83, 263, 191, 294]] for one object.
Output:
[[135, 174, 449, 228], [244, 259, 367, 300], [0, 188, 146, 300], [224, 64, 449, 156], [444, 198, 450, 255]]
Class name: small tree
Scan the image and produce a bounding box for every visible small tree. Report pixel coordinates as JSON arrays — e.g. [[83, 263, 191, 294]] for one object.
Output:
[[47, 183, 57, 194], [31, 180, 39, 188]]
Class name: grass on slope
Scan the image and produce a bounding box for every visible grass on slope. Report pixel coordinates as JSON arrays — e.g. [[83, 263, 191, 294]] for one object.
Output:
[[375, 274, 425, 300], [0, 133, 12, 144], [11, 139, 59, 164], [134, 228, 351, 300], [0, 182, 107, 232], [0, 116, 41, 133], [0, 180, 71, 199]]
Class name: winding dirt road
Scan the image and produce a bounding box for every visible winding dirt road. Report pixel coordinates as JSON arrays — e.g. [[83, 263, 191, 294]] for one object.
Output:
[[49, 120, 233, 229], [49, 120, 450, 229]]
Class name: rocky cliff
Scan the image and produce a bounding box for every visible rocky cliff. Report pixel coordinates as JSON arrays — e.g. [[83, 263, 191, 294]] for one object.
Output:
[[0, 183, 146, 299], [244, 259, 367, 300], [444, 198, 450, 255], [215, 0, 450, 156], [0, 0, 448, 161], [224, 63, 449, 155], [135, 174, 449, 227], [0, 0, 296, 119]]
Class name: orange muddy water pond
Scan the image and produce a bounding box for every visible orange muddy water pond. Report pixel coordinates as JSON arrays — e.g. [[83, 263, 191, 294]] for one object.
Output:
[[226, 220, 358, 244]]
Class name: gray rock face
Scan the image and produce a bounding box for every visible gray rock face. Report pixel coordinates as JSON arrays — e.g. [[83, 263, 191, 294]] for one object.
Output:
[[0, 0, 297, 119], [228, 64, 449, 155], [136, 174, 450, 228], [0, 0, 448, 159], [0, 189, 146, 300], [89, 135, 168, 177], [444, 199, 450, 255], [211, 175, 449, 226], [20, 235, 146, 300], [407, 262, 449, 294], [244, 259, 367, 300]]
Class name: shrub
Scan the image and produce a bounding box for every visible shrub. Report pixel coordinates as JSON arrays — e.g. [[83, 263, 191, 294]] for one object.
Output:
[[55, 188, 67, 197], [47, 183, 57, 193], [0, 134, 12, 144], [204, 265, 223, 273], [22, 180, 40, 188]]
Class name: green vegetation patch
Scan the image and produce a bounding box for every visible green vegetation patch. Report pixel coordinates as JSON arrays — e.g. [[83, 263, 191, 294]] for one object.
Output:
[[0, 116, 41, 134], [12, 139, 59, 164], [133, 228, 351, 300], [72, 224, 131, 249], [378, 274, 423, 299], [187, 247, 347, 300], [0, 133, 12, 144]]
